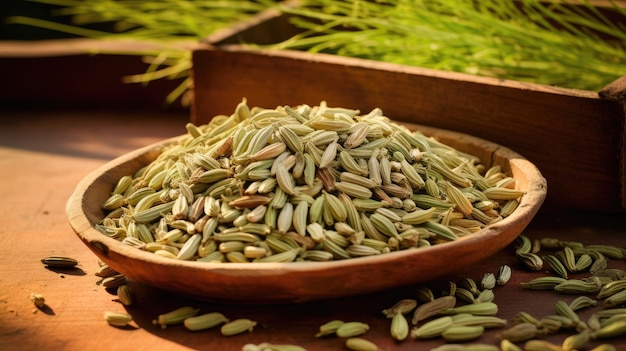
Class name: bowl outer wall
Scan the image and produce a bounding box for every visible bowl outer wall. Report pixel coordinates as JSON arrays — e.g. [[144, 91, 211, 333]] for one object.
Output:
[[66, 123, 547, 303]]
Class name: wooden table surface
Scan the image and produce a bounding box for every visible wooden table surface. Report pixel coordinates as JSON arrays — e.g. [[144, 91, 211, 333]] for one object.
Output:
[[1, 107, 625, 351]]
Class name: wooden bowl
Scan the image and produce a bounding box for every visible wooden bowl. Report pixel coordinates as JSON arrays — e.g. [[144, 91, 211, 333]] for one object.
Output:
[[66, 122, 547, 304]]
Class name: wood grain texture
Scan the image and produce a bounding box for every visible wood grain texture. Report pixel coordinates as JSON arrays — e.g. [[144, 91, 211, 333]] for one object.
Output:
[[0, 39, 193, 110], [1, 108, 624, 351], [191, 46, 625, 212]]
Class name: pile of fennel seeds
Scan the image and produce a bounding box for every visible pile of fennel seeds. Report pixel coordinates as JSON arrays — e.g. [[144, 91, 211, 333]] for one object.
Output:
[[96, 100, 525, 263]]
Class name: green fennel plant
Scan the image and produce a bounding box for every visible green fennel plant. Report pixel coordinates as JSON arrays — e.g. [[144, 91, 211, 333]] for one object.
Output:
[[6, 0, 626, 100]]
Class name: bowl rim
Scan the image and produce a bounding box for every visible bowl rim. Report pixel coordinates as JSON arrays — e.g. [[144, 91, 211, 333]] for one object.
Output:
[[66, 122, 547, 300]]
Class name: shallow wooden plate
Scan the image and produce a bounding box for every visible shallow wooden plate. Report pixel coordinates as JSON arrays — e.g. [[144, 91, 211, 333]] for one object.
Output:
[[66, 122, 547, 304]]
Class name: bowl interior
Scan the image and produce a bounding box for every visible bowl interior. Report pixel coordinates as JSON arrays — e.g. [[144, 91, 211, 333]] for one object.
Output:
[[66, 122, 547, 303]]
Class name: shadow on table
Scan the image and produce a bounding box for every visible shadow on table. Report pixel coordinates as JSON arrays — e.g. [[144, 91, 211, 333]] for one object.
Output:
[[123, 283, 406, 350], [36, 304, 56, 316], [115, 277, 464, 351], [44, 265, 87, 277]]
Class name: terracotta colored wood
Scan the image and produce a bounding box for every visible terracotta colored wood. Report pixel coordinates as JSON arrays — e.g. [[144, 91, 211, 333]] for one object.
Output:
[[65, 120, 547, 303], [190, 46, 625, 213], [2, 107, 625, 351]]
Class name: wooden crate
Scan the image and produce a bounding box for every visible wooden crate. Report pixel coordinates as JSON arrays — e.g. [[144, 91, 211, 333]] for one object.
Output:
[[0, 39, 191, 110], [191, 8, 626, 213]]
